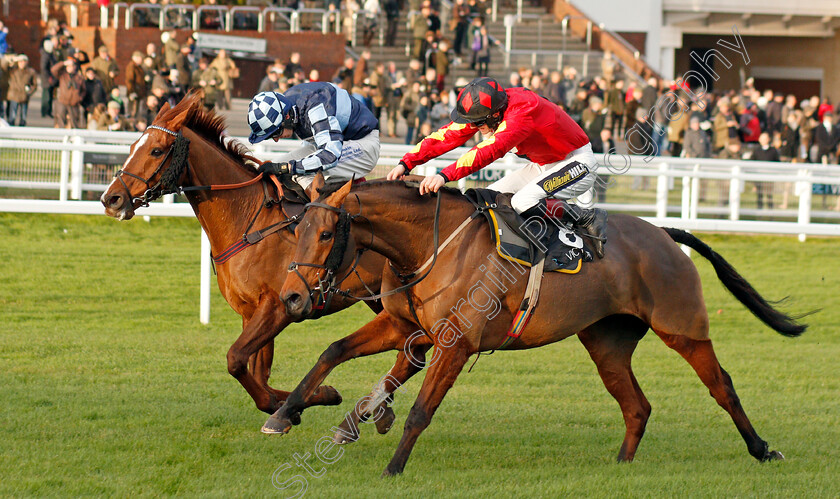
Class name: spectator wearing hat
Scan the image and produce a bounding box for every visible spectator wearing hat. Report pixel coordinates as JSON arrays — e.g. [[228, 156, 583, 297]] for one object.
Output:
[[91, 45, 119, 94], [190, 57, 219, 110], [713, 99, 739, 153], [6, 55, 39, 126], [98, 100, 132, 131], [162, 31, 180, 69], [209, 49, 238, 111], [51, 57, 86, 128], [125, 51, 146, 119]]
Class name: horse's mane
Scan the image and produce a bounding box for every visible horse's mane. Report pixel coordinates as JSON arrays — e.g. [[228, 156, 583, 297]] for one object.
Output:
[[154, 91, 252, 166]]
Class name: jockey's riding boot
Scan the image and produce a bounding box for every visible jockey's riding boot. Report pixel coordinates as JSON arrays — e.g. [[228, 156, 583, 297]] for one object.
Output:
[[553, 201, 608, 258]]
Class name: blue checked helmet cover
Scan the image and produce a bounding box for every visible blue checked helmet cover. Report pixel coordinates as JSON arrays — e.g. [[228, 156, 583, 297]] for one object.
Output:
[[247, 91, 294, 144]]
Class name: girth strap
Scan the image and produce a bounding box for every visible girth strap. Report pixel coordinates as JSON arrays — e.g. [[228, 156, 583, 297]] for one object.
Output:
[[497, 258, 545, 349]]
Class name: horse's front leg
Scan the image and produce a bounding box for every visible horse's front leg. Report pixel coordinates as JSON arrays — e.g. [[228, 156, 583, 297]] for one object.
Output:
[[383, 340, 471, 476], [262, 311, 415, 434], [229, 294, 342, 414]]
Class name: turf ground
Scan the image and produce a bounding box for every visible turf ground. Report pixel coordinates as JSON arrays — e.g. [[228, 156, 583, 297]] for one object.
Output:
[[1, 213, 838, 497]]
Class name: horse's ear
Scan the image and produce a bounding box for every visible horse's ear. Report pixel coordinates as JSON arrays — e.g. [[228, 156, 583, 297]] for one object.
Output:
[[326, 179, 354, 208], [309, 171, 326, 202], [153, 101, 171, 122], [167, 103, 190, 130]]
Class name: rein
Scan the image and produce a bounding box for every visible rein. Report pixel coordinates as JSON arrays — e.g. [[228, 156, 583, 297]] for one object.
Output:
[[114, 125, 267, 207], [287, 192, 452, 311], [115, 124, 298, 265]]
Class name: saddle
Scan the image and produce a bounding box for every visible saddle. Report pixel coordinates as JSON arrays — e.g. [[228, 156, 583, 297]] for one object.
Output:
[[464, 188, 593, 274]]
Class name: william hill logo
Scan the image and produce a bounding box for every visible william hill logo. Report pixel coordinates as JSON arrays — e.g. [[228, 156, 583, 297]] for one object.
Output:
[[542, 163, 588, 193]]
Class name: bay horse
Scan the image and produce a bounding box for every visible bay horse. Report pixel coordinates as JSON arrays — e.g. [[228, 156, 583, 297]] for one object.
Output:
[[99, 92, 402, 428], [271, 175, 805, 476]]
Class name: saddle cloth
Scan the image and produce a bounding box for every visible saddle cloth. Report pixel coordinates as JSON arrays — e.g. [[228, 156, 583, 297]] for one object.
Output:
[[464, 188, 592, 274]]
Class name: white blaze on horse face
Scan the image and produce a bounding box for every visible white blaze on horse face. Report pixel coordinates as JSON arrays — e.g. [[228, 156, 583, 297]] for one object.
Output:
[[101, 132, 150, 217]]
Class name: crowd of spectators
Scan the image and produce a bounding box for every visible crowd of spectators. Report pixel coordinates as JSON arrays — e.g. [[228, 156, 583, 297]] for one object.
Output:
[[2, 3, 840, 209], [0, 19, 243, 133]]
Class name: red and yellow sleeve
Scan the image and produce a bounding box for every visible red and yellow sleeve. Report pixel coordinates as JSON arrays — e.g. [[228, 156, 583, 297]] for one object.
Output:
[[400, 122, 477, 171], [439, 118, 533, 182]]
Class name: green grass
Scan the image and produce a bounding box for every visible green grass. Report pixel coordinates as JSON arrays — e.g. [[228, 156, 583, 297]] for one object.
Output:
[[1, 213, 839, 497]]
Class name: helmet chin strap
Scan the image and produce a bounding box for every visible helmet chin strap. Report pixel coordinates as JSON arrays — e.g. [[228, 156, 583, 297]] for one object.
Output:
[[283, 105, 300, 130]]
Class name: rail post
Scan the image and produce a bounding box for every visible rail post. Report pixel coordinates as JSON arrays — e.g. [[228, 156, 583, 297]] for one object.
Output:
[[656, 162, 668, 218], [796, 167, 812, 242], [70, 136, 84, 200], [200, 229, 211, 324], [729, 164, 741, 220], [59, 136, 70, 202]]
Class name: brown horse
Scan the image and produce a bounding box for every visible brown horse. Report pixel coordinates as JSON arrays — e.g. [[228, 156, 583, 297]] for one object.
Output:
[[271, 175, 805, 476], [100, 92, 401, 424]]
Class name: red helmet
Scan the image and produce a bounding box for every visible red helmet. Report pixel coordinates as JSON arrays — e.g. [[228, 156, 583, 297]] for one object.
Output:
[[451, 77, 508, 124]]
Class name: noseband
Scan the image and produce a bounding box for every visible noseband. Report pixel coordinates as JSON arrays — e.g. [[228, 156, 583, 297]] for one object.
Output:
[[287, 201, 356, 314], [287, 192, 445, 317], [114, 124, 191, 207]]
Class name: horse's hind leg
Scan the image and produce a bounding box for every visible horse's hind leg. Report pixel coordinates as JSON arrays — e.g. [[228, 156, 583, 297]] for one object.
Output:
[[654, 330, 784, 461], [579, 315, 651, 462], [334, 345, 431, 444]]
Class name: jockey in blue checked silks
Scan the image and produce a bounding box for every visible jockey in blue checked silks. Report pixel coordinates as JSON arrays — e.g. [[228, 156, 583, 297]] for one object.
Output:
[[247, 82, 380, 188]]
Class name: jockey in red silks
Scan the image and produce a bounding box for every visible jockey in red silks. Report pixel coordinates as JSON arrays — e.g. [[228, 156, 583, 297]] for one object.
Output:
[[387, 76, 607, 257]]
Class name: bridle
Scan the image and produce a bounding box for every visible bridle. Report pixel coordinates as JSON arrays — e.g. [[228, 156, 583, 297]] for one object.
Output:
[[114, 125, 189, 207], [114, 124, 266, 207], [286, 192, 446, 315]]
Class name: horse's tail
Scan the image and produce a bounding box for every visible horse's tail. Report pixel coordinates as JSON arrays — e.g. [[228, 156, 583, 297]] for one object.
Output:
[[663, 227, 807, 337]]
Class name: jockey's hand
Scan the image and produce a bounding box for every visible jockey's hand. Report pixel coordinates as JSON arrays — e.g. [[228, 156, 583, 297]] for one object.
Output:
[[386, 161, 408, 180], [419, 173, 446, 195], [258, 162, 291, 176]]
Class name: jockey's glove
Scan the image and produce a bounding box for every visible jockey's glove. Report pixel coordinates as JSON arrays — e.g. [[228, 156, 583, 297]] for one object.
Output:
[[258, 162, 292, 176]]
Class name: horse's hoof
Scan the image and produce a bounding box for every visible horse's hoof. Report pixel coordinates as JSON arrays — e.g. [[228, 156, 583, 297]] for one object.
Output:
[[764, 450, 785, 461], [290, 411, 302, 426], [375, 406, 396, 435], [261, 414, 293, 435], [332, 419, 360, 445], [381, 466, 402, 478], [314, 386, 343, 406]]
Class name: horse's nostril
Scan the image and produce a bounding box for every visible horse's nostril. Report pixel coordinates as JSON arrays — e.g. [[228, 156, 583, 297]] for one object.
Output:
[[286, 293, 302, 309], [108, 195, 122, 208]]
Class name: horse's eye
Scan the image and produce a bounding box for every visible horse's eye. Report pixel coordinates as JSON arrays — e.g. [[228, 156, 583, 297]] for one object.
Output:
[[150, 148, 164, 157], [320, 231, 333, 241]]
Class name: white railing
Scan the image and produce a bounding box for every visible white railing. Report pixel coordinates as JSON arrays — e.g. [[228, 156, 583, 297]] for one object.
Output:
[[3, 127, 840, 240], [3, 128, 840, 323]]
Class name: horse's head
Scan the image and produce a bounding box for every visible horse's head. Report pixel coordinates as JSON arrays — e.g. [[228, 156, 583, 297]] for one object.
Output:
[[281, 172, 356, 319], [101, 91, 203, 220]]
